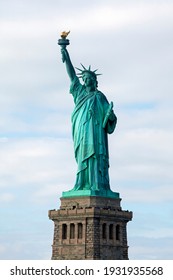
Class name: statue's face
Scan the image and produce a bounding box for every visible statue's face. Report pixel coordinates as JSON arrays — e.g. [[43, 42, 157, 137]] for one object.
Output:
[[83, 72, 95, 87]]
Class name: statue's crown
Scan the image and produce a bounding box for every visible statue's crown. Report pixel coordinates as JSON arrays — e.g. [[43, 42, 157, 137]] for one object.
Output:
[[76, 64, 101, 79]]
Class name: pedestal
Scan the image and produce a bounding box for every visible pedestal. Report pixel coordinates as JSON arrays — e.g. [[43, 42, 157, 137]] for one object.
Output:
[[49, 195, 132, 260]]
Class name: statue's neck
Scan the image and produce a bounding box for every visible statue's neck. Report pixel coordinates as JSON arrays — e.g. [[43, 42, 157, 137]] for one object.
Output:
[[85, 85, 97, 93]]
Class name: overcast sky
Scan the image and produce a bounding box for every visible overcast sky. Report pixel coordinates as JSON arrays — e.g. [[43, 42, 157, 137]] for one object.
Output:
[[0, 0, 173, 260]]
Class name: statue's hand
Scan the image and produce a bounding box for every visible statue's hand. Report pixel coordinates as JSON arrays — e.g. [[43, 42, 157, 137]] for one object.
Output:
[[61, 48, 68, 63]]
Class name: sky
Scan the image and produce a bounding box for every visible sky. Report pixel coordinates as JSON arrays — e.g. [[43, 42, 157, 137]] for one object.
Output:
[[0, 0, 173, 260]]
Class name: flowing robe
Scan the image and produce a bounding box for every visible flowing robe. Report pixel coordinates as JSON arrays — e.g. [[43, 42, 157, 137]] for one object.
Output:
[[70, 77, 117, 191]]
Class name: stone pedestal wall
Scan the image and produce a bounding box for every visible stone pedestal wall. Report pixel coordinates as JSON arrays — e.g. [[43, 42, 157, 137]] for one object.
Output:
[[49, 196, 132, 260]]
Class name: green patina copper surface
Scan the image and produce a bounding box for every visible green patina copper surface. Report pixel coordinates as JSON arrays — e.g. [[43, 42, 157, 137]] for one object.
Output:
[[58, 32, 119, 198]]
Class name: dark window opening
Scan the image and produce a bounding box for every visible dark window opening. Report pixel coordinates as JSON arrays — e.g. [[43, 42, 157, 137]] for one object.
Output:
[[78, 223, 83, 239], [116, 224, 120, 240], [70, 223, 75, 239], [109, 224, 113, 239], [102, 223, 107, 239], [62, 224, 67, 239]]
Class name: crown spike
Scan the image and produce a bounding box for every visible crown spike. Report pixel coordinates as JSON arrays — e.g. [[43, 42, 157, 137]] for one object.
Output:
[[75, 67, 83, 72], [80, 63, 87, 70], [76, 64, 102, 78]]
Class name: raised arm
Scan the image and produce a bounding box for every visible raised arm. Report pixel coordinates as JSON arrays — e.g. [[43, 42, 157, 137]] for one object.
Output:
[[61, 47, 76, 82]]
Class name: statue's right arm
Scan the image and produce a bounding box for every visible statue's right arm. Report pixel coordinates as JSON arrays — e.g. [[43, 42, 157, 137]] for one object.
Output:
[[61, 48, 76, 81]]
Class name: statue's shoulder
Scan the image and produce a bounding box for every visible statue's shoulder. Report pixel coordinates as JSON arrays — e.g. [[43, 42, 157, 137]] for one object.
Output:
[[96, 90, 109, 102]]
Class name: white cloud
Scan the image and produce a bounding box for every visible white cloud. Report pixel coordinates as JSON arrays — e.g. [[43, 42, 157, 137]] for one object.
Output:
[[76, 1, 173, 32], [0, 138, 75, 188], [0, 193, 14, 203], [129, 237, 173, 260], [121, 185, 173, 203], [110, 127, 173, 174]]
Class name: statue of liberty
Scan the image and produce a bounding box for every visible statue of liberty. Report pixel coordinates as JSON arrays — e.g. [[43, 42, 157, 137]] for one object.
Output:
[[58, 32, 118, 198]]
